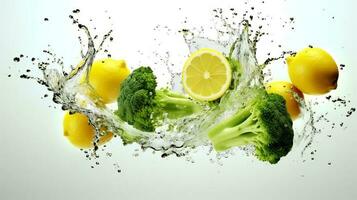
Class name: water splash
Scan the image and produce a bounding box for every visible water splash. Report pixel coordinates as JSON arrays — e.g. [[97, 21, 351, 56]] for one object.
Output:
[[22, 21, 271, 159], [15, 9, 340, 165]]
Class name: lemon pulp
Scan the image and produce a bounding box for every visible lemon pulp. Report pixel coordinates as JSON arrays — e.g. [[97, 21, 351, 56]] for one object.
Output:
[[182, 48, 232, 101]]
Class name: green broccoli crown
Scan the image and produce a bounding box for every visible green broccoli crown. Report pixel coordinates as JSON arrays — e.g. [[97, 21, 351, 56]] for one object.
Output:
[[252, 93, 294, 164], [116, 66, 157, 132], [208, 90, 294, 164], [116, 66, 203, 132]]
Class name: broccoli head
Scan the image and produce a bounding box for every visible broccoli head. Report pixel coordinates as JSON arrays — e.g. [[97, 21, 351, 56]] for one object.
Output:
[[208, 89, 294, 164], [116, 66, 203, 132]]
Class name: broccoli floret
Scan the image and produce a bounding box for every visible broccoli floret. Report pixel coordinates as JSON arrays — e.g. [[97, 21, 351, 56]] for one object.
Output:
[[116, 66, 202, 132], [208, 89, 294, 164]]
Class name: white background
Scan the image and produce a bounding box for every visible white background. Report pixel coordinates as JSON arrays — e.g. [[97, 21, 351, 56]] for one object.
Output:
[[1, 0, 357, 199]]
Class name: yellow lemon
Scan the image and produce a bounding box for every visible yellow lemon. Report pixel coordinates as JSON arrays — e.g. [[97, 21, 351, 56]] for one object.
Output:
[[287, 47, 339, 95], [63, 112, 113, 149], [82, 58, 130, 104], [266, 81, 304, 120], [182, 48, 232, 101]]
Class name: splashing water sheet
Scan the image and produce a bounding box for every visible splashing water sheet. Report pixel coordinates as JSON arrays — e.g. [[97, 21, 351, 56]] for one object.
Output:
[[7, 5, 355, 172]]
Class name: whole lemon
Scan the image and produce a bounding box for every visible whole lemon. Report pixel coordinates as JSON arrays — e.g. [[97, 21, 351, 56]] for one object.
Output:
[[287, 47, 339, 95], [266, 81, 304, 120], [63, 112, 113, 149], [83, 58, 130, 104]]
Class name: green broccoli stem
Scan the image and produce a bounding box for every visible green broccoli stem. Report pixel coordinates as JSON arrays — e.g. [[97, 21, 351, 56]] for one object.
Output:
[[156, 90, 202, 119], [208, 104, 265, 151], [119, 130, 141, 145]]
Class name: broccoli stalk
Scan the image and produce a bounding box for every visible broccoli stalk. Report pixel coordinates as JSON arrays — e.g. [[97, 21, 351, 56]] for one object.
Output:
[[208, 104, 259, 150], [208, 90, 294, 164], [155, 89, 203, 119], [116, 66, 203, 133]]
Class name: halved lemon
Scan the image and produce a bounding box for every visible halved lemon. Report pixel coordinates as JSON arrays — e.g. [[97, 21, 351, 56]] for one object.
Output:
[[182, 48, 232, 101]]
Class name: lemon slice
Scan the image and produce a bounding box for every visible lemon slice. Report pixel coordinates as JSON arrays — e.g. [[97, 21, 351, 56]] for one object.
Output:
[[182, 48, 232, 101]]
